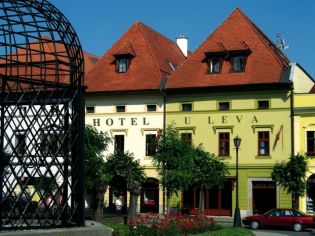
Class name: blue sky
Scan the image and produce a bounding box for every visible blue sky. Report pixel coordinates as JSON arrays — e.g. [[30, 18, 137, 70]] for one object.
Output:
[[50, 0, 315, 78]]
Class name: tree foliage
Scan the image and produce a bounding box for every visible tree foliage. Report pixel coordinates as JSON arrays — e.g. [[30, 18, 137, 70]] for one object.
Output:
[[84, 125, 112, 190], [153, 124, 195, 195], [192, 145, 228, 190], [104, 151, 146, 223], [271, 154, 308, 208], [104, 151, 146, 192]]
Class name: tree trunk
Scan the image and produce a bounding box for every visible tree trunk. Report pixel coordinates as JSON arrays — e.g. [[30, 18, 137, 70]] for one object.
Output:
[[199, 189, 205, 214], [292, 192, 299, 209], [94, 186, 106, 221], [166, 190, 171, 213], [127, 193, 138, 224]]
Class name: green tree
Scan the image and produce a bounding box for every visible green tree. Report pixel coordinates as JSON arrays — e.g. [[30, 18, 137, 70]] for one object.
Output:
[[271, 154, 308, 209], [153, 124, 195, 212], [104, 151, 146, 224], [192, 145, 229, 213], [84, 125, 111, 220]]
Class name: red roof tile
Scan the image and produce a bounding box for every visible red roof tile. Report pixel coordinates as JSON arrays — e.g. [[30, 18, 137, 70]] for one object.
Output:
[[0, 37, 97, 84], [85, 21, 186, 92], [167, 8, 290, 89]]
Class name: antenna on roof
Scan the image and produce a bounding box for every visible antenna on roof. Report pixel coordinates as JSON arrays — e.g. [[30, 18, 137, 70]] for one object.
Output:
[[276, 33, 291, 51]]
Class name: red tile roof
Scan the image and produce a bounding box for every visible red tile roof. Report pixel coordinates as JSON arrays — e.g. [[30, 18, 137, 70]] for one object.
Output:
[[0, 37, 98, 84], [310, 85, 315, 94], [85, 21, 186, 92], [167, 8, 290, 89]]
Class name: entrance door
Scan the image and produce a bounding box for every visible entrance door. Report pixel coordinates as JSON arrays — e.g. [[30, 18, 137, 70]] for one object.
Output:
[[206, 181, 232, 216], [252, 181, 276, 214], [140, 178, 159, 213]]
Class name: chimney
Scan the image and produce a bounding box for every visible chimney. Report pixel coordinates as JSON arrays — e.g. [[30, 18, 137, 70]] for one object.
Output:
[[176, 35, 188, 58]]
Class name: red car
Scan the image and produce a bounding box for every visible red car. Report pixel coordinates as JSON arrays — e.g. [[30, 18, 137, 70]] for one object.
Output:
[[242, 208, 315, 232]]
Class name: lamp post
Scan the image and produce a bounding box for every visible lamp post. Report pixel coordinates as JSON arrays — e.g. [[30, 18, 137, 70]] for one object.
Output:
[[159, 77, 167, 215], [233, 136, 242, 227]]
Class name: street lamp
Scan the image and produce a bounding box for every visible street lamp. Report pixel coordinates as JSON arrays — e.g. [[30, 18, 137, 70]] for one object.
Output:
[[233, 136, 242, 227], [159, 77, 167, 215]]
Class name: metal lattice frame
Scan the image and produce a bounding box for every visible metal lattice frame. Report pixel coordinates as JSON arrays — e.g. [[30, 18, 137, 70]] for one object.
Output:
[[0, 0, 85, 230]]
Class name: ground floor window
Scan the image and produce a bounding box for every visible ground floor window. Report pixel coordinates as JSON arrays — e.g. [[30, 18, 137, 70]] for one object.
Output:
[[140, 178, 159, 213], [182, 181, 232, 216]]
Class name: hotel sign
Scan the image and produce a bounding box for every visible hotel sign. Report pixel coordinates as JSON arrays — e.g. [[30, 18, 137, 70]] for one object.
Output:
[[93, 117, 151, 127]]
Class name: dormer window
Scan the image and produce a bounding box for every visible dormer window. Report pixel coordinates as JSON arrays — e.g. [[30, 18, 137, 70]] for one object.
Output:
[[208, 57, 222, 74], [116, 57, 129, 73], [113, 42, 136, 73], [231, 55, 246, 72]]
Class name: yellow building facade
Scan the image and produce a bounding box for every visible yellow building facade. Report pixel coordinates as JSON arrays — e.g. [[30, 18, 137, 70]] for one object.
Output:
[[292, 64, 315, 213], [166, 87, 293, 216]]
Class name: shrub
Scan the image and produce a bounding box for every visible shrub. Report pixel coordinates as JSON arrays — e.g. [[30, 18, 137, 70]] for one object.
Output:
[[127, 212, 219, 236]]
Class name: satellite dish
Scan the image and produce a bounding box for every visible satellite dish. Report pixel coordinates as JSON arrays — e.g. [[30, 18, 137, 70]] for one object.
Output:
[[276, 33, 291, 51]]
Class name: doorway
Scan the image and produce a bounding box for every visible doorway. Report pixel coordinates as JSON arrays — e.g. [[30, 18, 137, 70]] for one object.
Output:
[[252, 181, 276, 214], [140, 178, 159, 213]]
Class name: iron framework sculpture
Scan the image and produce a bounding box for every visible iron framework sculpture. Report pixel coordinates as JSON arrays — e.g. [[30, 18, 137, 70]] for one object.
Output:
[[0, 0, 85, 230]]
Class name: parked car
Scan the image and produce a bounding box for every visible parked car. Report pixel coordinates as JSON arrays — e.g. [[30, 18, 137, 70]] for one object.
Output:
[[242, 208, 315, 232]]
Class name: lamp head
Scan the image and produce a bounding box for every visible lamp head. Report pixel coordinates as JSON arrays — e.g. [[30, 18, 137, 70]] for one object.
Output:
[[233, 136, 241, 148]]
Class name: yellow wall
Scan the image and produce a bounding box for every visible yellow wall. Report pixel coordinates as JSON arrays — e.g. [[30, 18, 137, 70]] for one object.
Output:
[[294, 93, 315, 212], [166, 90, 292, 215]]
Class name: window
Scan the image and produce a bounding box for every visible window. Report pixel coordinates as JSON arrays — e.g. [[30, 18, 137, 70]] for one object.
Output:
[[307, 131, 315, 155], [18, 106, 27, 116], [50, 105, 59, 115], [219, 132, 230, 156], [116, 58, 129, 73], [16, 133, 26, 155], [115, 135, 124, 153], [231, 56, 246, 72], [181, 133, 192, 146], [147, 104, 157, 112], [182, 103, 192, 111], [258, 131, 270, 156], [116, 105, 126, 113], [41, 133, 64, 156], [219, 102, 230, 111], [208, 57, 222, 74], [145, 134, 157, 156], [258, 100, 270, 109], [86, 106, 95, 113]]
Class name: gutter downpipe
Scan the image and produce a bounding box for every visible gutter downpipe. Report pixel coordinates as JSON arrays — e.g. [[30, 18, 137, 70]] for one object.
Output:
[[290, 85, 295, 157]]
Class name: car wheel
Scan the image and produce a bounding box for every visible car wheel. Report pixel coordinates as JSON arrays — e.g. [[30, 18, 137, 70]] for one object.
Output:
[[251, 220, 259, 230], [293, 223, 302, 232]]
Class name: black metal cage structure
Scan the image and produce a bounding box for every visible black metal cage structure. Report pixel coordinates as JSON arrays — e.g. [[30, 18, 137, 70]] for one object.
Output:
[[0, 0, 85, 230]]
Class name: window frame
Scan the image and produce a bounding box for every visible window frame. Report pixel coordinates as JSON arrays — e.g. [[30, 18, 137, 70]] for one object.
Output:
[[86, 106, 95, 113], [258, 131, 270, 156], [146, 104, 157, 112], [114, 134, 125, 154], [182, 103, 192, 112], [15, 132, 26, 156], [207, 57, 222, 74], [181, 133, 192, 146], [218, 132, 230, 156], [257, 100, 270, 110], [306, 130, 315, 155], [116, 57, 129, 73], [145, 134, 157, 156], [230, 55, 247, 73], [116, 105, 126, 113], [218, 101, 230, 111], [40, 132, 65, 156]]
